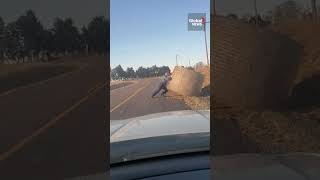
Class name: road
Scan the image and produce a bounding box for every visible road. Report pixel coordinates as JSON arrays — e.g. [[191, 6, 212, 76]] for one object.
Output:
[[0, 56, 107, 179], [110, 78, 190, 120]]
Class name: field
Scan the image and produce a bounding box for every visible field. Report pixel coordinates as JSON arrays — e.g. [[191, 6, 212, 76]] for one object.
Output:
[[0, 58, 85, 94]]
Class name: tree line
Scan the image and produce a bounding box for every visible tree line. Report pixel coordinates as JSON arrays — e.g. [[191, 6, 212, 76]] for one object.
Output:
[[226, 0, 320, 26], [0, 10, 109, 63], [111, 65, 170, 80]]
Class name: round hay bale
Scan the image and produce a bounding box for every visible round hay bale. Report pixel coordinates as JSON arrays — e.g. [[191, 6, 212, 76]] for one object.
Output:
[[168, 66, 204, 96]]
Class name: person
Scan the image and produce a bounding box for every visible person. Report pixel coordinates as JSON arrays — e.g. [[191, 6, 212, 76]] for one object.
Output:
[[152, 72, 172, 98]]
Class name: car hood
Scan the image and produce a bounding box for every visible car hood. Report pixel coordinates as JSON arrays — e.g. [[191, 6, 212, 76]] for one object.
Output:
[[110, 110, 210, 143], [110, 110, 210, 164]]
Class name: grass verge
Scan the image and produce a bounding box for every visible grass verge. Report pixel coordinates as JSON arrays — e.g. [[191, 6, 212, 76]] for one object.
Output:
[[0, 63, 80, 94]]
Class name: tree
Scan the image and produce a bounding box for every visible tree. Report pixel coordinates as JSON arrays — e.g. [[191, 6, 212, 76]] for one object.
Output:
[[15, 10, 45, 61], [126, 67, 135, 78], [136, 66, 147, 78], [52, 17, 80, 55], [158, 66, 170, 76], [3, 21, 25, 62], [273, 0, 302, 25], [87, 16, 107, 55], [111, 65, 126, 79], [0, 17, 5, 62], [80, 26, 89, 55]]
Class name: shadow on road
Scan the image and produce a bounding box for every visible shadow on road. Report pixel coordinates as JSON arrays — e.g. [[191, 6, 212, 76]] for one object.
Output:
[[211, 114, 258, 156], [290, 73, 320, 111]]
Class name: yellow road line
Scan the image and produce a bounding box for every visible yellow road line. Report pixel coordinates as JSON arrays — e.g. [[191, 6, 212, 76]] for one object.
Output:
[[110, 82, 150, 112], [0, 89, 17, 97], [0, 81, 106, 161], [88, 82, 104, 93]]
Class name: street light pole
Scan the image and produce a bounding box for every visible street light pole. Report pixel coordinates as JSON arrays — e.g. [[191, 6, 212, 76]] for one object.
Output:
[[176, 54, 179, 66]]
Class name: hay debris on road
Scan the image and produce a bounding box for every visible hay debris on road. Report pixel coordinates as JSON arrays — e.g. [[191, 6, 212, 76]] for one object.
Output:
[[214, 108, 320, 154]]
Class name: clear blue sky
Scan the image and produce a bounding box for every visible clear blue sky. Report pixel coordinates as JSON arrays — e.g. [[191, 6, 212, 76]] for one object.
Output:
[[110, 0, 210, 70]]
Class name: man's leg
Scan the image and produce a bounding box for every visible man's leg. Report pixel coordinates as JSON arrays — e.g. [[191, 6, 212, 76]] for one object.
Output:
[[161, 86, 168, 96], [152, 84, 162, 97]]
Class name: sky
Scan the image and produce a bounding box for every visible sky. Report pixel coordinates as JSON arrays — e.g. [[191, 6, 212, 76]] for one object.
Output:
[[110, 0, 210, 70], [0, 0, 108, 28]]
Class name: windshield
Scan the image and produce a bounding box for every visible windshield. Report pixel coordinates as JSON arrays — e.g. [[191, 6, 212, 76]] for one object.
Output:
[[110, 0, 211, 163]]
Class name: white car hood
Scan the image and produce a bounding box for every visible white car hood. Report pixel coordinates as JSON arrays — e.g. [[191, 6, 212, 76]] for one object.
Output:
[[110, 110, 210, 143]]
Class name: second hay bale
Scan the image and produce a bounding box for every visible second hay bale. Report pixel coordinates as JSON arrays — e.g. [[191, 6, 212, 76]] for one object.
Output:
[[168, 66, 204, 96]]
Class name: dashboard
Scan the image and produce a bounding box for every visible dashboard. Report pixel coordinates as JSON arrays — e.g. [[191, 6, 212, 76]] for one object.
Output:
[[110, 152, 210, 180]]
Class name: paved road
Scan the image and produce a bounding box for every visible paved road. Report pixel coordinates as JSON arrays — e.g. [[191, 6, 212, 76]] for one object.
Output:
[[110, 78, 190, 120], [0, 56, 107, 179]]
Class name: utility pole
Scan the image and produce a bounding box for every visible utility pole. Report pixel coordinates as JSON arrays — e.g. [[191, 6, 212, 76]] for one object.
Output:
[[202, 16, 209, 65], [176, 54, 179, 66]]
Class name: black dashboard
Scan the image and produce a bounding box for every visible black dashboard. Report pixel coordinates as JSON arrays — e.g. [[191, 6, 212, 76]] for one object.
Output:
[[110, 152, 210, 180]]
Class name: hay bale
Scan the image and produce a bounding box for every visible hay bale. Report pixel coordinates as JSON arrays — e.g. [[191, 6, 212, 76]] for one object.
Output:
[[168, 66, 204, 96]]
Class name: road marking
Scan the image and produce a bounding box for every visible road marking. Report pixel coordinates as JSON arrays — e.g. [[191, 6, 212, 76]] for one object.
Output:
[[88, 82, 104, 93], [110, 82, 150, 112], [0, 89, 17, 97], [0, 81, 106, 161], [0, 65, 87, 98]]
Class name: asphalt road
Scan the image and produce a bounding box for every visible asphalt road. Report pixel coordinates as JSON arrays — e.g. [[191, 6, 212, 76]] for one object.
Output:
[[0, 56, 108, 179], [110, 78, 190, 120]]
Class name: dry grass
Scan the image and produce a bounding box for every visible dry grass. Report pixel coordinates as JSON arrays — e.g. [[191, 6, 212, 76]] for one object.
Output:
[[213, 107, 320, 153], [170, 66, 210, 110], [0, 61, 81, 93], [183, 96, 210, 110]]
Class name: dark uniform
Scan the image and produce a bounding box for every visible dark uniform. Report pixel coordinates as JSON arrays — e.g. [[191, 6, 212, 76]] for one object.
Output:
[[152, 74, 172, 97]]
